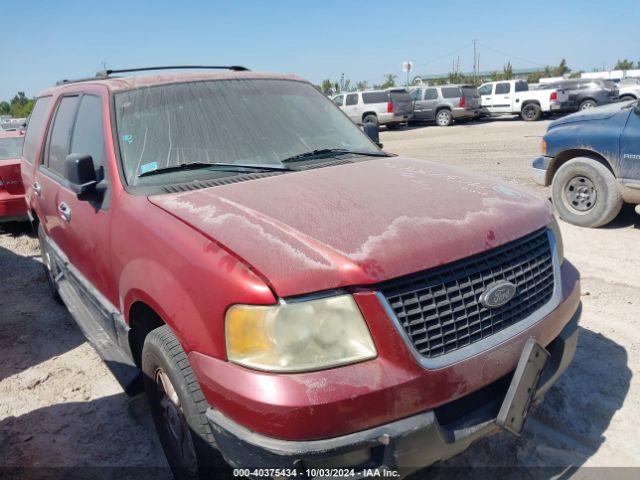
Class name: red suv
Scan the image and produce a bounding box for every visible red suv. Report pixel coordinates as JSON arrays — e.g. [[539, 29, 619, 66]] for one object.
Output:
[[22, 67, 581, 478], [0, 129, 27, 222]]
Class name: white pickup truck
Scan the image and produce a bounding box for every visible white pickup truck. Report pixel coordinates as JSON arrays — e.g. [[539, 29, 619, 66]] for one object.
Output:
[[477, 79, 568, 121]]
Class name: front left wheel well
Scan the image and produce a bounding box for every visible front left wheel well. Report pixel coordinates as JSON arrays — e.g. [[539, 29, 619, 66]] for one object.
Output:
[[550, 149, 616, 182], [128, 301, 166, 368]]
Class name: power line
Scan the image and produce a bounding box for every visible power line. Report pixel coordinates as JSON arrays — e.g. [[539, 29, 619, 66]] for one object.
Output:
[[413, 43, 472, 69], [476, 42, 548, 68]]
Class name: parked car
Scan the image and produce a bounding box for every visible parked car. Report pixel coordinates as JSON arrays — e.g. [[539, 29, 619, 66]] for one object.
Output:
[[477, 79, 569, 121], [540, 79, 618, 111], [23, 68, 580, 478], [532, 100, 640, 227], [332, 88, 413, 129], [0, 129, 27, 222], [409, 84, 480, 126], [617, 78, 640, 102]]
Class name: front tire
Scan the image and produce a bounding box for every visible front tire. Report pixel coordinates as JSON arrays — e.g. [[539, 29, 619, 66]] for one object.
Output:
[[551, 158, 623, 228], [142, 326, 230, 480], [435, 109, 452, 126], [520, 103, 541, 121]]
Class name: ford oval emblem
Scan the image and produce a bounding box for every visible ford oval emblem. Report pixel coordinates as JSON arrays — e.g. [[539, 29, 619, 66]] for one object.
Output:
[[480, 280, 517, 308]]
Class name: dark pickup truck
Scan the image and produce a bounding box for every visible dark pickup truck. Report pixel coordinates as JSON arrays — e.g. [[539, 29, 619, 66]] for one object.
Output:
[[533, 100, 640, 227]]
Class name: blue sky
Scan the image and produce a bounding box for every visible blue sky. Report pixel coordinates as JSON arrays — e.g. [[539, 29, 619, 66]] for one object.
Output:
[[1, 0, 639, 99]]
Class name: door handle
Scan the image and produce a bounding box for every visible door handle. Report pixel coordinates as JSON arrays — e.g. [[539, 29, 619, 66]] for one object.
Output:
[[58, 202, 71, 222], [33, 181, 42, 197]]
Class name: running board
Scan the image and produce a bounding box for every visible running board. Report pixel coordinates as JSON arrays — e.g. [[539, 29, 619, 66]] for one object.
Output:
[[57, 278, 144, 396]]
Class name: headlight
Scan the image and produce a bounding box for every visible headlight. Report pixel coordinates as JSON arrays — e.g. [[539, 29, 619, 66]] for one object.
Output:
[[225, 294, 377, 372], [549, 215, 564, 264]]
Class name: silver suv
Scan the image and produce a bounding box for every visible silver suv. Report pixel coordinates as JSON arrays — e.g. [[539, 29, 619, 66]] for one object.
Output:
[[410, 85, 480, 126], [332, 88, 413, 129]]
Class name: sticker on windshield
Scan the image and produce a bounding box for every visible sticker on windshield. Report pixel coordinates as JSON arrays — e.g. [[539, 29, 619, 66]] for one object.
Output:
[[140, 161, 158, 174], [122, 134, 134, 144]]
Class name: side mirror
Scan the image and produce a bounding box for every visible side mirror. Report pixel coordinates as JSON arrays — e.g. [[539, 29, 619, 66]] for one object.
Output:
[[66, 154, 98, 198], [363, 122, 383, 148]]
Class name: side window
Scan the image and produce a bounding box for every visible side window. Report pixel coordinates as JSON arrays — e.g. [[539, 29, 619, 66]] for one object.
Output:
[[345, 93, 358, 106], [515, 81, 528, 92], [23, 96, 52, 164], [46, 96, 79, 176], [333, 95, 344, 106], [441, 87, 461, 98], [424, 88, 438, 100], [410, 89, 421, 101], [478, 84, 493, 96], [495, 82, 511, 94], [70, 95, 106, 175]]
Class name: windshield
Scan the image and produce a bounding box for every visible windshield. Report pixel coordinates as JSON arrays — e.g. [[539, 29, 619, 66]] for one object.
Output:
[[114, 79, 379, 185], [0, 137, 23, 160]]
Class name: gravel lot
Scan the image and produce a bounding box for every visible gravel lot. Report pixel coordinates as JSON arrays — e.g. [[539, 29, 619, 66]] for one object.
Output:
[[1, 117, 639, 478]]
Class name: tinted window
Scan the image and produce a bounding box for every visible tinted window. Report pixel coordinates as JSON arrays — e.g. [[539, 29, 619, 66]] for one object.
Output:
[[23, 96, 52, 164], [70, 95, 106, 172], [441, 87, 461, 98], [345, 93, 358, 106], [410, 89, 421, 101], [478, 84, 492, 95], [514, 81, 528, 92], [362, 91, 389, 104], [0, 137, 24, 160], [495, 83, 511, 94], [424, 88, 438, 100], [46, 96, 79, 175], [333, 95, 344, 106]]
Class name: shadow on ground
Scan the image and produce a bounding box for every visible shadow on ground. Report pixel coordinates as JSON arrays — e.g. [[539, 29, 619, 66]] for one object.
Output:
[[0, 222, 83, 380], [408, 326, 631, 478]]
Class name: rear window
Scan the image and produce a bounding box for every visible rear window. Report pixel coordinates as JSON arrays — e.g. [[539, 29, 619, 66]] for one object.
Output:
[[0, 137, 24, 160], [461, 86, 478, 97], [362, 91, 389, 104], [23, 96, 52, 164], [441, 87, 461, 98]]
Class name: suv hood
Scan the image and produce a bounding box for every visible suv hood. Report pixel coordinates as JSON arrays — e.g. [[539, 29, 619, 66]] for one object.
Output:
[[149, 157, 551, 297], [550, 101, 627, 128]]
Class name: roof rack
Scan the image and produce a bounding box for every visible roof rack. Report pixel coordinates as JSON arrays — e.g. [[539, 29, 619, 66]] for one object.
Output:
[[56, 65, 250, 86]]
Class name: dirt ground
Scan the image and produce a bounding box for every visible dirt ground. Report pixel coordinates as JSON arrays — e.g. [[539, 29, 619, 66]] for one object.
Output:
[[1, 117, 639, 478]]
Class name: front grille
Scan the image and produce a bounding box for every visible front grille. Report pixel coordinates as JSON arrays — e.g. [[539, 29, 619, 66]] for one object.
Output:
[[380, 229, 554, 359]]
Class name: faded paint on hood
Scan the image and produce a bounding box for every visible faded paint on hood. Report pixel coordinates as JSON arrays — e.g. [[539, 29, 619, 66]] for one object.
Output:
[[149, 157, 552, 297]]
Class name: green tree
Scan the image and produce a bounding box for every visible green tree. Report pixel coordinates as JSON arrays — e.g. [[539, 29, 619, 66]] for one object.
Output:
[[502, 61, 514, 80], [553, 59, 570, 76], [0, 101, 10, 115], [615, 59, 634, 70], [355, 81, 368, 90], [320, 79, 333, 95], [379, 74, 396, 89]]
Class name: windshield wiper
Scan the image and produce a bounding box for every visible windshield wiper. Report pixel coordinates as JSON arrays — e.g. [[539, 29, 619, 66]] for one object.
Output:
[[138, 161, 292, 177], [281, 148, 388, 163]]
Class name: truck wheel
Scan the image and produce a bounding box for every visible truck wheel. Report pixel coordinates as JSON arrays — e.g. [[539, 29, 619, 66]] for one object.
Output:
[[551, 158, 623, 228], [521, 103, 541, 121], [363, 114, 379, 129], [620, 95, 636, 102], [142, 326, 230, 480], [579, 99, 597, 110], [436, 109, 452, 126], [37, 224, 62, 303]]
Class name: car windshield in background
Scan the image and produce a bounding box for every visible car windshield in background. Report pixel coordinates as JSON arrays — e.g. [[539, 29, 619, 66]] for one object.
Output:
[[0, 137, 24, 160], [114, 79, 379, 185]]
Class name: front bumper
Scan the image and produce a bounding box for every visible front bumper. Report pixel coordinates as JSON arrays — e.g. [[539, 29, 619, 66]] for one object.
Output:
[[532, 155, 553, 186], [206, 306, 580, 477]]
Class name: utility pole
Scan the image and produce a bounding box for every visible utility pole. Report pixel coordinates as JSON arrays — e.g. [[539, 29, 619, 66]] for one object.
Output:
[[473, 39, 477, 85]]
